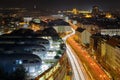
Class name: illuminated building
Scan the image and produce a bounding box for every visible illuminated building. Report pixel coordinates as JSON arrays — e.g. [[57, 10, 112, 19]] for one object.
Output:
[[76, 27, 91, 46], [30, 18, 47, 31], [105, 13, 113, 18], [92, 5, 100, 16], [0, 27, 67, 80], [65, 16, 69, 22], [0, 53, 42, 79], [72, 8, 78, 15], [101, 29, 120, 36], [64, 8, 91, 15], [49, 19, 72, 34], [23, 17, 33, 23], [105, 38, 120, 80], [51, 14, 64, 19], [85, 14, 92, 18], [35, 53, 68, 80], [90, 34, 120, 80]]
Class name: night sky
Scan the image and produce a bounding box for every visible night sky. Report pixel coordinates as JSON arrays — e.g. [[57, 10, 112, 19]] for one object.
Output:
[[0, 0, 120, 10]]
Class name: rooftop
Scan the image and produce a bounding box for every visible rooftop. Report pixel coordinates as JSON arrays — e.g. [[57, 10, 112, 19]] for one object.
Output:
[[76, 27, 85, 32]]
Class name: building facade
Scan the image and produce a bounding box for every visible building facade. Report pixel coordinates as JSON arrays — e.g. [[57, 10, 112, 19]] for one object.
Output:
[[90, 35, 120, 80]]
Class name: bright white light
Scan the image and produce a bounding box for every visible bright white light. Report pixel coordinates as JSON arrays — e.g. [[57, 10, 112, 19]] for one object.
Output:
[[46, 56, 54, 59], [60, 14, 63, 17], [32, 72, 37, 77], [42, 61, 45, 64], [41, 64, 49, 71], [46, 51, 56, 57], [66, 44, 86, 80], [19, 60, 22, 64], [29, 67, 35, 73], [50, 45, 53, 48]]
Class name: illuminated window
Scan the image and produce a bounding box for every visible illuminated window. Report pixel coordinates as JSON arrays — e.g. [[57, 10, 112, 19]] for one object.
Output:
[[16, 60, 22, 64]]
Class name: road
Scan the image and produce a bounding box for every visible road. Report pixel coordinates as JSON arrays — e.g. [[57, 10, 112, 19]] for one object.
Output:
[[62, 21, 111, 80], [62, 28, 89, 80], [67, 36, 111, 80], [66, 44, 88, 80]]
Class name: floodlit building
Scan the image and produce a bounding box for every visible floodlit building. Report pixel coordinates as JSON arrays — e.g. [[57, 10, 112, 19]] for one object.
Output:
[[48, 19, 72, 33], [0, 53, 42, 79], [0, 44, 47, 59], [90, 34, 120, 80], [0, 37, 50, 50], [92, 5, 100, 17], [0, 25, 67, 80], [100, 29, 120, 36], [76, 27, 92, 46], [104, 38, 120, 79]]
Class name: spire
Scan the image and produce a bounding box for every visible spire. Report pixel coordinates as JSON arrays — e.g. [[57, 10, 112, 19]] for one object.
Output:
[[34, 5, 36, 9]]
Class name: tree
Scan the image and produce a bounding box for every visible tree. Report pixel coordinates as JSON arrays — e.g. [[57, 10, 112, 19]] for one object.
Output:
[[0, 66, 6, 80], [57, 50, 62, 54], [9, 65, 27, 80], [54, 55, 60, 59]]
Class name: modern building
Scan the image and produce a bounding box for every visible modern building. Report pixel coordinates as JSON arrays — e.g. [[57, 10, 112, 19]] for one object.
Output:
[[0, 22, 67, 80], [0, 37, 50, 50], [0, 53, 42, 79], [35, 53, 68, 80], [0, 43, 47, 59]]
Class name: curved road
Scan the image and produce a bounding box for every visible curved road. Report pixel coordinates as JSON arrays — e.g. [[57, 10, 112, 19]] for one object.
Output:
[[63, 28, 89, 80]]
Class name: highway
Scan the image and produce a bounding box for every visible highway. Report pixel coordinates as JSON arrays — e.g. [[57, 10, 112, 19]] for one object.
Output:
[[62, 28, 89, 80], [66, 44, 87, 80], [67, 36, 110, 80], [64, 22, 110, 80]]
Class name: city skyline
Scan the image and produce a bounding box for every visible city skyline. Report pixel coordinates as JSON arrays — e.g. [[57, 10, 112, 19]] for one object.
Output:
[[0, 0, 120, 11], [0, 3, 120, 79]]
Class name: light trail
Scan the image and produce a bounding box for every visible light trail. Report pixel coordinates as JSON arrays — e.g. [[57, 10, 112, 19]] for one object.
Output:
[[63, 21, 110, 80], [63, 27, 88, 80], [66, 44, 86, 80]]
